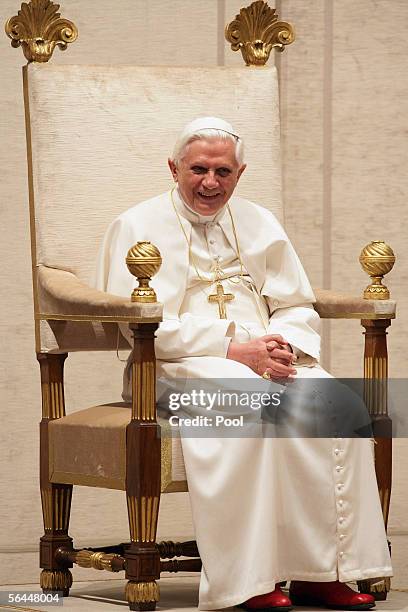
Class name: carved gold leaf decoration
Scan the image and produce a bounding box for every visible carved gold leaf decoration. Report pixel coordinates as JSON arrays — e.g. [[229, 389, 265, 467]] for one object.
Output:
[[126, 580, 160, 604], [225, 0, 295, 66], [359, 241, 395, 300], [40, 569, 73, 592], [5, 0, 78, 63]]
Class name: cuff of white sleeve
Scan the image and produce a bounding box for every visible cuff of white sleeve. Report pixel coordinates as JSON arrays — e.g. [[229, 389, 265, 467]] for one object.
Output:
[[289, 344, 305, 358], [224, 336, 233, 357]]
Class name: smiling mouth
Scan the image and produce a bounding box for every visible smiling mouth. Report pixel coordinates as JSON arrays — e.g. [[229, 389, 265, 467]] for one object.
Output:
[[197, 192, 221, 200]]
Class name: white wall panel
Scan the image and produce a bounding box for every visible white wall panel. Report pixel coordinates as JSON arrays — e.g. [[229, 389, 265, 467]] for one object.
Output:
[[276, 0, 325, 289], [331, 0, 407, 379]]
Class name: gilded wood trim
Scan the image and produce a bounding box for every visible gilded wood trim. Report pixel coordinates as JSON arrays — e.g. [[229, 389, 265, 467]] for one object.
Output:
[[125, 581, 159, 605], [40, 569, 72, 593], [36, 312, 162, 324], [41, 488, 53, 532], [362, 320, 391, 418], [22, 65, 41, 352], [132, 360, 140, 421], [74, 549, 123, 572], [127, 495, 139, 542], [40, 486, 72, 532], [151, 496, 159, 542], [41, 379, 65, 419], [130, 325, 158, 422], [141, 496, 146, 542], [319, 312, 396, 320], [127, 495, 160, 543]]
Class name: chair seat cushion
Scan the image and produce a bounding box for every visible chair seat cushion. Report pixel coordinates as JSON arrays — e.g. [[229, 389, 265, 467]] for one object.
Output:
[[48, 403, 187, 492]]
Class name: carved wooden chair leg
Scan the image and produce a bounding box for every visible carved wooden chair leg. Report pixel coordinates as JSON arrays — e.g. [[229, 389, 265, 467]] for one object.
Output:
[[357, 319, 392, 600], [125, 324, 161, 611], [38, 353, 74, 596]]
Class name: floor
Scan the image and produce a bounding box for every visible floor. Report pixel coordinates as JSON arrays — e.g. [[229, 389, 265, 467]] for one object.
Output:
[[0, 575, 407, 612]]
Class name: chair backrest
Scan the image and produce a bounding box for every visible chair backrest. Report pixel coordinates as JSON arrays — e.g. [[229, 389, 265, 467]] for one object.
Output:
[[25, 63, 282, 350]]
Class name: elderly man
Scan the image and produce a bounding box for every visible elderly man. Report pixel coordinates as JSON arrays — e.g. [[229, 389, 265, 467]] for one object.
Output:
[[95, 117, 392, 612]]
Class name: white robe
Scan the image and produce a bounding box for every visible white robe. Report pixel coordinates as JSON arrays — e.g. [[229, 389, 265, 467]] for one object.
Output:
[[95, 189, 392, 610]]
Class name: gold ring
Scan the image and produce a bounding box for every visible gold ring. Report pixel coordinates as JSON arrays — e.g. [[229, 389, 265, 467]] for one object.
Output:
[[262, 371, 271, 379]]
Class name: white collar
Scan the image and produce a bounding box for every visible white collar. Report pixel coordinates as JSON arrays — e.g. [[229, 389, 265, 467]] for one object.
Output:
[[173, 187, 227, 225]]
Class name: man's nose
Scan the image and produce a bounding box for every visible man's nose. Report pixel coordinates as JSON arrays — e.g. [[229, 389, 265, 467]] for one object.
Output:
[[202, 171, 219, 189]]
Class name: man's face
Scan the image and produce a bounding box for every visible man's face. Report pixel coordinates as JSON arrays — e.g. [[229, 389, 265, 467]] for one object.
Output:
[[168, 138, 246, 216]]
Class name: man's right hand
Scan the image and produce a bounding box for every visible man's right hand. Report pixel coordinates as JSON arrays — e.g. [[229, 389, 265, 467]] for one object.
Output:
[[226, 334, 297, 379]]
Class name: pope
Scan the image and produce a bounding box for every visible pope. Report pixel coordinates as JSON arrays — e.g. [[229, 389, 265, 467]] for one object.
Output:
[[95, 117, 392, 611]]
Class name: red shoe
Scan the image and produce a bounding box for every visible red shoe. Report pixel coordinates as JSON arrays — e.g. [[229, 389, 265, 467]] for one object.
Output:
[[241, 586, 293, 612], [289, 580, 375, 610]]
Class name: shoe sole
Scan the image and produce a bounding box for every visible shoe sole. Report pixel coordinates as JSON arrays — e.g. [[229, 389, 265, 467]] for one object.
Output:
[[290, 594, 375, 610]]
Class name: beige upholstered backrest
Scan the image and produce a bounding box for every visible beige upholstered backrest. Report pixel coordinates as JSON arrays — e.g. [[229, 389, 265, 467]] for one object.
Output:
[[25, 63, 282, 350]]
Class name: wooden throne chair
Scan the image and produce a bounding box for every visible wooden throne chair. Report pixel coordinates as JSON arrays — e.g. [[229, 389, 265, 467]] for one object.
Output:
[[5, 0, 396, 609]]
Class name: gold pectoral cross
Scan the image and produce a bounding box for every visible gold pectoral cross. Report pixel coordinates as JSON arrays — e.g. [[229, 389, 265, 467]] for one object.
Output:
[[208, 281, 235, 319]]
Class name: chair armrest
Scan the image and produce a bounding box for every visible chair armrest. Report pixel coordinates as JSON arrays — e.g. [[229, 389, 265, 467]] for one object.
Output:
[[314, 288, 396, 320], [37, 265, 162, 323]]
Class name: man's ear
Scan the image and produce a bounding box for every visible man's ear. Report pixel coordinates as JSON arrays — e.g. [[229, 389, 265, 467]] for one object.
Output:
[[168, 158, 178, 182], [237, 164, 247, 181]]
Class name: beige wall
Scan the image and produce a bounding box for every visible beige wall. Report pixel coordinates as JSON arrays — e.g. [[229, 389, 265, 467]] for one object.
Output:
[[0, 0, 406, 588]]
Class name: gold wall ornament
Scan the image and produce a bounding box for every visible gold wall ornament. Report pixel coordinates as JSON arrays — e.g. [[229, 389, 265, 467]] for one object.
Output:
[[5, 0, 78, 63], [225, 0, 295, 66], [126, 241, 162, 303], [359, 241, 395, 300]]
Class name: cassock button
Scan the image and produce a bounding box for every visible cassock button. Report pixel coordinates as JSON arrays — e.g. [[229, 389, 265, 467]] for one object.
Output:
[[339, 552, 344, 557], [209, 240, 215, 245], [273, 300, 279, 307], [338, 517, 344, 524], [337, 484, 343, 490], [339, 534, 345, 540], [336, 466, 343, 472]]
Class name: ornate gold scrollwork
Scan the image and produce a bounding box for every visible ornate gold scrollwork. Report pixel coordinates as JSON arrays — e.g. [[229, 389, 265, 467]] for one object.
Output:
[[225, 0, 295, 66], [126, 241, 162, 303], [359, 241, 395, 300], [5, 0, 78, 63]]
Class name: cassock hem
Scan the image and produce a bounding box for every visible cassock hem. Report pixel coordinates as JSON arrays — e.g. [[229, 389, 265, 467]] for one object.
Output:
[[198, 568, 393, 610], [339, 567, 393, 582]]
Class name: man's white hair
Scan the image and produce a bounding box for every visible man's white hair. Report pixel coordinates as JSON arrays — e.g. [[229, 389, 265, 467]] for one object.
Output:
[[172, 116, 244, 166]]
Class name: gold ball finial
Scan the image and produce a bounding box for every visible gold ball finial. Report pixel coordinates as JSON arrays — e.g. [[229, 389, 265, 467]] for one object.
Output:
[[359, 241, 395, 300], [126, 242, 162, 303]]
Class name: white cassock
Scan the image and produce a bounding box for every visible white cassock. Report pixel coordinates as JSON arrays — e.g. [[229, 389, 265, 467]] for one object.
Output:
[[95, 188, 392, 610]]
